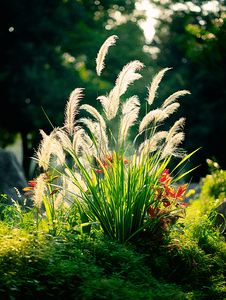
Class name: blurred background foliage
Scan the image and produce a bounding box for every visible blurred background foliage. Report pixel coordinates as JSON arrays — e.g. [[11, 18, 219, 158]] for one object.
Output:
[[0, 0, 226, 181]]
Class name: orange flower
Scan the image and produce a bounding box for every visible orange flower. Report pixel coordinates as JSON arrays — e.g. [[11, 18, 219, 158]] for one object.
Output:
[[23, 179, 37, 195]]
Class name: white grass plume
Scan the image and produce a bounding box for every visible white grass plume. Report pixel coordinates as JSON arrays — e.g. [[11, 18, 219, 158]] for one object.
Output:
[[119, 96, 140, 146], [114, 60, 144, 97], [147, 68, 171, 106], [75, 129, 97, 158], [55, 128, 73, 150], [139, 109, 168, 133], [37, 130, 56, 171], [161, 132, 186, 160], [161, 90, 190, 109], [72, 128, 85, 155], [54, 192, 63, 209], [121, 95, 140, 115], [99, 60, 144, 120], [51, 139, 66, 166], [97, 95, 111, 120], [64, 168, 87, 193], [64, 88, 84, 136], [166, 117, 185, 142], [138, 131, 168, 155], [119, 107, 140, 147], [79, 118, 109, 157], [162, 102, 180, 117], [96, 35, 118, 76], [32, 173, 47, 209], [80, 104, 106, 129]]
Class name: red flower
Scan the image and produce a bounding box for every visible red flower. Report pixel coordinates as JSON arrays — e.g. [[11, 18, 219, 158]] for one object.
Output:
[[148, 206, 161, 218], [23, 179, 37, 195], [164, 185, 175, 198], [105, 155, 113, 163], [94, 155, 129, 173], [174, 184, 187, 200], [120, 157, 129, 164], [161, 183, 187, 202], [148, 206, 155, 217], [177, 202, 190, 207], [106, 154, 129, 164], [159, 169, 172, 184], [163, 200, 171, 207]]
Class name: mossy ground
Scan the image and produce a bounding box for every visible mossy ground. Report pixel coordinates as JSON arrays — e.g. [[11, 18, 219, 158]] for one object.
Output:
[[0, 210, 226, 300], [1, 163, 226, 300]]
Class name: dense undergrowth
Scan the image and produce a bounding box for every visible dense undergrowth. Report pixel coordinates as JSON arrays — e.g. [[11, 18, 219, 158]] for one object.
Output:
[[1, 161, 226, 300]]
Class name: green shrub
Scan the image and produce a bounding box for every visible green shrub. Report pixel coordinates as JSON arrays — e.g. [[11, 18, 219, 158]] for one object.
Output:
[[187, 159, 226, 219]]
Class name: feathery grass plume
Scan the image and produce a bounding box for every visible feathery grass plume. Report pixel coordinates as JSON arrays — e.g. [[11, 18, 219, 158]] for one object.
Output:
[[162, 102, 180, 117], [121, 95, 140, 115], [119, 96, 140, 146], [79, 118, 109, 158], [64, 169, 87, 201], [138, 131, 168, 155], [119, 107, 140, 147], [166, 117, 186, 142], [161, 132, 186, 160], [97, 95, 111, 120], [51, 139, 66, 166], [96, 35, 118, 76], [161, 90, 190, 109], [72, 128, 86, 155], [147, 67, 171, 105], [139, 109, 168, 133], [100, 60, 144, 120], [55, 128, 73, 151], [80, 130, 98, 159], [32, 173, 47, 209], [80, 104, 106, 129], [64, 88, 84, 136], [37, 130, 56, 171], [72, 128, 97, 162], [114, 60, 144, 97]]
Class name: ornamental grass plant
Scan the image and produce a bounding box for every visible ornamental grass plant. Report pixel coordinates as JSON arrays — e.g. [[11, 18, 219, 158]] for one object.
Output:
[[25, 35, 199, 244], [2, 35, 226, 300]]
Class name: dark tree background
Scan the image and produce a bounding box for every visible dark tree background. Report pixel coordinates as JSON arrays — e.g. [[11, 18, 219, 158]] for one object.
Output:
[[0, 0, 150, 177]]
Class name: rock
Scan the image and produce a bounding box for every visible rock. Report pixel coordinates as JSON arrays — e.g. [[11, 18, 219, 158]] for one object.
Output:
[[0, 149, 31, 206], [215, 200, 226, 233], [184, 182, 202, 204]]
